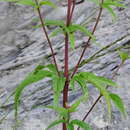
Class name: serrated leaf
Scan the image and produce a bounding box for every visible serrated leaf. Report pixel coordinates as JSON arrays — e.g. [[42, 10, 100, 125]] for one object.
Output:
[[34, 20, 65, 29], [69, 78, 75, 90], [80, 72, 117, 87], [14, 69, 53, 118], [70, 119, 91, 130], [44, 20, 65, 27], [68, 99, 81, 113], [34, 65, 45, 74], [68, 24, 95, 41], [49, 28, 63, 38], [45, 119, 66, 130], [16, 0, 36, 6], [109, 93, 127, 117], [74, 74, 89, 99], [80, 72, 112, 118], [102, 4, 116, 21], [14, 65, 53, 118], [39, 0, 57, 8], [34, 64, 57, 75], [96, 76, 117, 87], [46, 64, 57, 73], [67, 123, 74, 130], [52, 76, 65, 106], [44, 105, 68, 118], [89, 77, 112, 118], [104, 2, 126, 8], [118, 51, 129, 63]]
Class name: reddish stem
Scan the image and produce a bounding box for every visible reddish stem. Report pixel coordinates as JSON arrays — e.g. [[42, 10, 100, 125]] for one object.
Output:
[[63, 0, 73, 129], [66, 0, 72, 26], [69, 0, 76, 22], [34, 0, 60, 76]]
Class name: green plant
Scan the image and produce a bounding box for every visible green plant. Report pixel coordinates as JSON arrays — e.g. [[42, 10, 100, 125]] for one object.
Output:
[[0, 0, 128, 130]]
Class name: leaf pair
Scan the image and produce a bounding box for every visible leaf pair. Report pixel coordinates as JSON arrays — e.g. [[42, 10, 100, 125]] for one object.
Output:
[[42, 20, 95, 49], [44, 106, 69, 119], [14, 64, 57, 119], [46, 118, 91, 130], [102, 0, 126, 20], [45, 98, 82, 119], [72, 72, 126, 118], [88, 0, 126, 21], [44, 97, 87, 129]]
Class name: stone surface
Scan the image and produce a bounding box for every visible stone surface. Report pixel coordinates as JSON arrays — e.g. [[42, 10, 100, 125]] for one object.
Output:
[[0, 0, 130, 130]]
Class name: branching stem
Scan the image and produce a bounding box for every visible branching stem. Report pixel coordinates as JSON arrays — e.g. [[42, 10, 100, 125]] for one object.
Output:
[[34, 0, 60, 76], [71, 0, 104, 78]]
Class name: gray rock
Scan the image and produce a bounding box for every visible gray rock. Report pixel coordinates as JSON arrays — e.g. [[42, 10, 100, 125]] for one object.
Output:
[[0, 0, 130, 130]]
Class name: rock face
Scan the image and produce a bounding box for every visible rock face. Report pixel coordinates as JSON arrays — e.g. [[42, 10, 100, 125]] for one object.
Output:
[[0, 0, 130, 130]]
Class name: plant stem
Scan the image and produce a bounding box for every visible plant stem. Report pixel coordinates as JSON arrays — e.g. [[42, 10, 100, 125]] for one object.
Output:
[[77, 62, 123, 130], [71, 0, 104, 78], [63, 0, 73, 129], [69, 0, 76, 22], [34, 0, 60, 76]]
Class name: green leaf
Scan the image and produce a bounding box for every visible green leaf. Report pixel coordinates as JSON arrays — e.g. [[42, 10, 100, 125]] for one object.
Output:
[[14, 69, 53, 118], [45, 119, 66, 130], [69, 33, 75, 49], [104, 2, 126, 8], [118, 51, 129, 63], [46, 64, 57, 73], [44, 20, 65, 27], [44, 105, 68, 118], [102, 4, 116, 21], [34, 20, 65, 29], [67, 123, 74, 130], [39, 0, 57, 8], [96, 76, 117, 87], [49, 28, 63, 38], [74, 74, 89, 99], [68, 24, 95, 41], [90, 78, 112, 118], [80, 72, 118, 117], [80, 72, 112, 118], [80, 72, 117, 87], [69, 78, 75, 90], [0, 0, 36, 6], [34, 64, 57, 74], [68, 99, 81, 113], [33, 65, 45, 74], [16, 0, 36, 6], [109, 93, 127, 117], [70, 119, 91, 130], [52, 76, 65, 106]]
